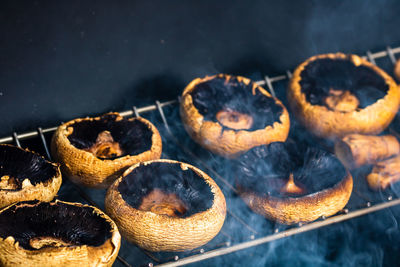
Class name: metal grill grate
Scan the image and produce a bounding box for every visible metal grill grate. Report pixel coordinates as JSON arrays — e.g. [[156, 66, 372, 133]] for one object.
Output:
[[2, 46, 400, 267]]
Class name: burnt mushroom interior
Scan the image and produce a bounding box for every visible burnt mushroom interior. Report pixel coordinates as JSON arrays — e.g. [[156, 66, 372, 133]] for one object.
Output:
[[299, 58, 388, 109], [67, 114, 153, 160], [0, 145, 58, 190], [234, 142, 347, 198], [190, 75, 283, 131], [0, 201, 112, 250], [118, 162, 214, 218]]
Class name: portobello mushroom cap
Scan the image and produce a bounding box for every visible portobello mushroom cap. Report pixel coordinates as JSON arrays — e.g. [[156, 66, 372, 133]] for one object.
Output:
[[0, 144, 62, 209], [51, 112, 162, 188], [0, 200, 121, 267], [180, 74, 290, 158], [105, 159, 226, 252], [234, 142, 353, 224], [288, 53, 400, 139]]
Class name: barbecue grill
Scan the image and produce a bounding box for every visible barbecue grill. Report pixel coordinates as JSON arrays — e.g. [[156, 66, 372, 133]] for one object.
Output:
[[1, 45, 400, 266]]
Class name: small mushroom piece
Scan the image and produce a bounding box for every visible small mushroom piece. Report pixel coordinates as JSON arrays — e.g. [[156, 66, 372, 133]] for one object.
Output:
[[367, 155, 400, 190], [105, 159, 227, 252], [394, 58, 400, 81], [180, 74, 290, 158], [234, 143, 353, 225], [335, 134, 400, 169], [51, 112, 162, 188], [0, 200, 121, 267], [288, 53, 400, 139], [0, 144, 62, 209]]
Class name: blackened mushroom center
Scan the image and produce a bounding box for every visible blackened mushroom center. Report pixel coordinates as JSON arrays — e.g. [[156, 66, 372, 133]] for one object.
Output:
[[234, 142, 347, 198], [118, 162, 214, 218], [299, 58, 388, 109], [190, 76, 283, 131], [0, 201, 112, 250], [67, 114, 152, 160], [0, 145, 58, 190]]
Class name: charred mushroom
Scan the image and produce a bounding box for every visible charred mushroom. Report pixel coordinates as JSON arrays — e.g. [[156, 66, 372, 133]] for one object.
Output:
[[51, 112, 162, 188], [0, 144, 62, 209], [335, 134, 400, 169], [234, 142, 353, 224], [288, 53, 400, 139], [105, 159, 226, 252], [0, 200, 120, 266], [180, 74, 290, 158]]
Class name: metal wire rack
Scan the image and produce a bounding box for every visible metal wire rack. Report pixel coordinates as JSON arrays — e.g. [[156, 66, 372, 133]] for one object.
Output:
[[2, 45, 400, 267]]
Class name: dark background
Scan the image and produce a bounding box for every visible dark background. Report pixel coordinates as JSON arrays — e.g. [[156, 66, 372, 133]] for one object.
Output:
[[1, 1, 400, 266], [1, 0, 400, 136]]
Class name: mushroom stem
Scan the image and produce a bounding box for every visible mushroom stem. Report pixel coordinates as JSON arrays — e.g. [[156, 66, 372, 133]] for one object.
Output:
[[335, 134, 400, 169], [367, 154, 400, 190], [139, 189, 187, 217], [0, 176, 19, 190], [216, 109, 253, 130], [324, 89, 359, 112], [394, 59, 400, 82], [280, 173, 305, 195], [84, 131, 123, 159], [29, 237, 72, 249]]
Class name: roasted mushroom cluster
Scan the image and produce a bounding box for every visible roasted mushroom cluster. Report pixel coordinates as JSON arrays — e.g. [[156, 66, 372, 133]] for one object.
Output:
[[234, 142, 353, 224], [105, 159, 226, 252], [180, 74, 290, 158], [288, 53, 400, 139], [51, 112, 162, 188], [0, 200, 121, 267], [0, 144, 62, 209]]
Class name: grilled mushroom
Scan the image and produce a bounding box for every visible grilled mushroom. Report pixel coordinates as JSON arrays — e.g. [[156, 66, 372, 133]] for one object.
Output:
[[0, 200, 120, 267], [234, 142, 353, 224], [51, 112, 162, 188], [335, 134, 400, 169], [105, 159, 226, 252], [180, 74, 290, 158], [0, 144, 61, 209], [288, 53, 400, 139]]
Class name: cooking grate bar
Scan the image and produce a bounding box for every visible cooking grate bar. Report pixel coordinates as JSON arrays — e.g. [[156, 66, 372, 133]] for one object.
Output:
[[12, 132, 21, 147], [386, 46, 397, 64]]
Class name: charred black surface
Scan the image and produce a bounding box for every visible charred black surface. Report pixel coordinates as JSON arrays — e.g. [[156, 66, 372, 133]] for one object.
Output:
[[300, 58, 388, 108], [234, 141, 347, 197], [118, 162, 214, 217], [190, 76, 283, 130], [0, 145, 58, 190], [0, 201, 112, 250], [67, 114, 152, 159]]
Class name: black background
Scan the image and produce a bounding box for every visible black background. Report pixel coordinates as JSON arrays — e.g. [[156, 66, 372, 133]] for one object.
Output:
[[1, 1, 400, 266], [1, 0, 400, 136]]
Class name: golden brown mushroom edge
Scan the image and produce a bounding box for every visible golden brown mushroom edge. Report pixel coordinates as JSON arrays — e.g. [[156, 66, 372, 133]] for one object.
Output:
[[0, 200, 121, 267], [180, 74, 290, 158], [0, 144, 62, 209], [234, 142, 353, 225], [51, 112, 162, 188], [105, 159, 227, 252], [288, 53, 400, 139]]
